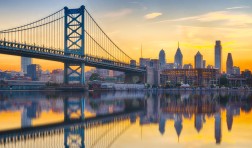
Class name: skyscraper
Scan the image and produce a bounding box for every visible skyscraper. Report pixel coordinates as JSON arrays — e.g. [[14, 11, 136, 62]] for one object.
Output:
[[203, 60, 206, 68], [21, 57, 32, 74], [159, 49, 166, 67], [215, 40, 222, 72], [174, 42, 183, 69], [194, 51, 203, 68], [226, 53, 233, 75], [27, 64, 41, 81]]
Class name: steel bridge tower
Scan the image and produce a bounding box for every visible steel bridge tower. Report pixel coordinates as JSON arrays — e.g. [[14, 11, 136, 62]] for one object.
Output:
[[64, 5, 85, 84]]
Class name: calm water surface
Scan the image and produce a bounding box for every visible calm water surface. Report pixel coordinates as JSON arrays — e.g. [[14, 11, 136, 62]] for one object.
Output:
[[0, 91, 252, 148]]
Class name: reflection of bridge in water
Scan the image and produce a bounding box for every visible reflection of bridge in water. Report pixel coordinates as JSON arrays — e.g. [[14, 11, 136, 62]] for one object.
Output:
[[0, 91, 252, 146], [0, 112, 141, 148]]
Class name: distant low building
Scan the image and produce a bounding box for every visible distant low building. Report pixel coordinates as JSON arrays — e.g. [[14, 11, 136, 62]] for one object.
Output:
[[51, 69, 64, 84], [160, 68, 218, 87], [233, 66, 240, 75], [183, 64, 193, 69], [139, 58, 151, 67], [242, 69, 251, 78], [207, 65, 214, 69], [164, 63, 175, 70]]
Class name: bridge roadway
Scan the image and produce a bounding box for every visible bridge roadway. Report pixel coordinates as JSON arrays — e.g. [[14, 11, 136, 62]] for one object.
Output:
[[0, 40, 146, 73], [0, 110, 144, 144]]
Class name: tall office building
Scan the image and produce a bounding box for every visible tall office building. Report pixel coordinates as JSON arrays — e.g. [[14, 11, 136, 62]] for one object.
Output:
[[27, 64, 41, 81], [159, 49, 166, 67], [203, 60, 206, 68], [21, 57, 32, 74], [194, 51, 203, 68], [174, 42, 183, 69], [226, 53, 233, 75], [215, 40, 222, 72]]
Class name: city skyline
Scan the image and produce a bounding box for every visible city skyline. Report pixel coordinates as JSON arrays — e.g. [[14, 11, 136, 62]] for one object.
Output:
[[0, 0, 252, 72]]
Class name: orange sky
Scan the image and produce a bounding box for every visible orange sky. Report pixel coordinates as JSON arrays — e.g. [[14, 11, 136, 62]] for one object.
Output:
[[0, 0, 252, 72]]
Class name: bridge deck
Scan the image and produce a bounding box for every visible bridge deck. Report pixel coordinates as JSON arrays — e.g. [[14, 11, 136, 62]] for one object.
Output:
[[0, 40, 146, 73]]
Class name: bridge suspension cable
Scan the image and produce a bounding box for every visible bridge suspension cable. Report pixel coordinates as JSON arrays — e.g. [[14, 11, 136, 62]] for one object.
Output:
[[0, 9, 65, 50], [0, 6, 138, 66], [84, 9, 135, 64]]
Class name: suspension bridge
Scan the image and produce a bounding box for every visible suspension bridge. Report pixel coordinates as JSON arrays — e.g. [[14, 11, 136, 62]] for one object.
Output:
[[0, 5, 146, 84]]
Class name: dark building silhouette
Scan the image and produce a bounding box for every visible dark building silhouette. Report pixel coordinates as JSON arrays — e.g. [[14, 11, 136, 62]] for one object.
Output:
[[226, 53, 233, 75], [195, 114, 203, 133], [174, 114, 183, 142], [159, 117, 166, 135], [174, 42, 183, 69], [215, 113, 222, 144], [226, 106, 233, 131]]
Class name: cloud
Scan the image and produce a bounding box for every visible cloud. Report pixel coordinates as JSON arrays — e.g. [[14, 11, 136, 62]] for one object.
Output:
[[144, 12, 162, 19], [226, 6, 250, 10], [104, 9, 132, 18], [154, 11, 252, 28]]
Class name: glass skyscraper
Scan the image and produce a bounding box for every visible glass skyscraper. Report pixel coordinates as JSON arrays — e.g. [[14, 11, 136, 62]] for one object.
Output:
[[174, 43, 183, 69], [194, 51, 203, 68], [215, 41, 222, 72], [159, 49, 166, 67], [21, 57, 32, 74]]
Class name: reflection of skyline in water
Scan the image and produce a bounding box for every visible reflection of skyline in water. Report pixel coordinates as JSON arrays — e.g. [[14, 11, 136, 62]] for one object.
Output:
[[0, 91, 252, 147]]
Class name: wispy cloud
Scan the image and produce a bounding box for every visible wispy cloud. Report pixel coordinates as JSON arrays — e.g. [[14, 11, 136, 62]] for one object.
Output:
[[226, 6, 250, 10], [144, 12, 162, 19], [104, 9, 132, 18], [154, 11, 252, 28]]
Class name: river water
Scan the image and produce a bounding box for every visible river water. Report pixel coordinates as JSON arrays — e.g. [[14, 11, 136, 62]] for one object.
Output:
[[0, 91, 251, 148]]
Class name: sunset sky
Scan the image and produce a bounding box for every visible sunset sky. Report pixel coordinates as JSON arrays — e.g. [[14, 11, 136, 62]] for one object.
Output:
[[0, 0, 252, 72]]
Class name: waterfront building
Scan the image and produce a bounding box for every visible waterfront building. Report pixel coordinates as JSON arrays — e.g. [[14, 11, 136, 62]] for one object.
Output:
[[174, 42, 183, 69], [164, 63, 175, 69], [207, 65, 214, 69], [96, 68, 109, 78], [215, 40, 222, 72], [51, 69, 64, 84], [140, 58, 151, 67], [233, 66, 240, 75], [27, 64, 42, 81], [21, 57, 32, 74], [150, 59, 160, 69], [159, 49, 166, 68], [183, 64, 193, 69], [226, 53, 233, 75], [195, 51, 203, 68], [241, 69, 251, 78], [160, 68, 218, 87]]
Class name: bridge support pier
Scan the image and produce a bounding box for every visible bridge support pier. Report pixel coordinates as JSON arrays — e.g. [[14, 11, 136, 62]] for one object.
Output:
[[64, 63, 85, 85], [64, 5, 85, 85], [64, 126, 85, 148], [64, 97, 85, 122]]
